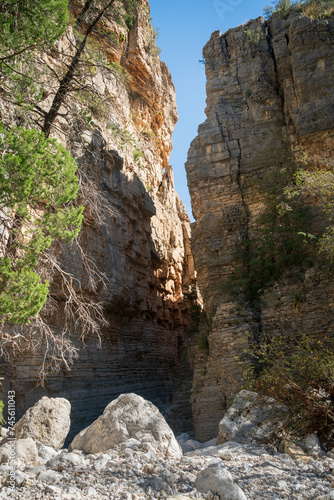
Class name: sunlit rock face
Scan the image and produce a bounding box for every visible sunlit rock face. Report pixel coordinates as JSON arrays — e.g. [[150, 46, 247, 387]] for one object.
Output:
[[186, 12, 334, 441], [0, 0, 196, 439]]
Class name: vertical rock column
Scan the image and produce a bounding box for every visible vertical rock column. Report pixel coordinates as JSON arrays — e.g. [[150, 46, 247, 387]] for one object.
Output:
[[186, 12, 334, 441]]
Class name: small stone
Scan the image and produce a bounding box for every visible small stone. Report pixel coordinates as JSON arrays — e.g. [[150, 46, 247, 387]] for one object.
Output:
[[63, 485, 81, 494], [4, 470, 28, 486], [85, 486, 97, 496], [150, 477, 172, 494], [160, 470, 175, 487], [47, 451, 85, 469], [166, 497, 193, 500], [143, 463, 157, 474], [93, 453, 110, 470], [37, 469, 61, 484], [0, 437, 39, 467], [45, 485, 61, 494], [279, 441, 312, 462], [277, 479, 288, 489], [36, 442, 58, 463]]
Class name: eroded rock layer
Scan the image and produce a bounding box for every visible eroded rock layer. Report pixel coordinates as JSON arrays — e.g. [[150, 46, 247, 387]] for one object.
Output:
[[0, 0, 196, 438], [186, 12, 334, 440]]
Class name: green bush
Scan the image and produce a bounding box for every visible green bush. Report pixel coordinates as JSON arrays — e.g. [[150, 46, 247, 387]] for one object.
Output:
[[147, 26, 161, 56], [123, 0, 139, 28], [242, 335, 334, 446], [244, 27, 266, 57], [264, 0, 334, 19], [219, 146, 321, 304], [263, 0, 300, 18]]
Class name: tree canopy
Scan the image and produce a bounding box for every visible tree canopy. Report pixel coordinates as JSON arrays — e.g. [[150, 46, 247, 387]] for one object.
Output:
[[0, 0, 68, 60], [0, 124, 83, 325]]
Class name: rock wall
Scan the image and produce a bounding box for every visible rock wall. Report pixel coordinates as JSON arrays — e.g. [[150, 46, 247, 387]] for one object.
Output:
[[0, 0, 196, 439], [186, 11, 334, 441]]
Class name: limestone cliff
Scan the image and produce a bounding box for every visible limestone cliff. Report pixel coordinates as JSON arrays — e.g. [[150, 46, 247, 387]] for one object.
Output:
[[0, 0, 196, 438], [186, 10, 334, 440]]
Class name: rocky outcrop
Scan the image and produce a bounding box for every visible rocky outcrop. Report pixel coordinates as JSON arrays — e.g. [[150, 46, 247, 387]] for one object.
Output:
[[0, 0, 196, 439], [186, 11, 334, 440]]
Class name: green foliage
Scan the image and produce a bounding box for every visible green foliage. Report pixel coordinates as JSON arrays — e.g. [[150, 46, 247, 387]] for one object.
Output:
[[93, 24, 119, 49], [0, 0, 68, 122], [194, 308, 216, 355], [123, 0, 139, 28], [133, 146, 144, 163], [147, 26, 161, 56], [0, 400, 5, 434], [107, 61, 130, 83], [263, 0, 300, 18], [0, 124, 83, 324], [0, 0, 68, 56], [242, 335, 334, 445], [301, 0, 334, 17], [0, 265, 49, 324], [284, 147, 334, 257], [264, 0, 334, 19], [221, 151, 316, 303], [244, 27, 266, 57], [197, 331, 209, 354]]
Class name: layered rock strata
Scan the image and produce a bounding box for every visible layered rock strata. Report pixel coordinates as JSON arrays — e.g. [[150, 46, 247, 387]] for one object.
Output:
[[0, 0, 196, 438], [186, 12, 334, 440]]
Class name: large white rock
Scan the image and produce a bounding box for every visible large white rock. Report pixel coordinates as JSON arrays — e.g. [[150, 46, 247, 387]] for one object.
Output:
[[69, 393, 182, 458], [195, 463, 247, 499], [217, 390, 280, 445], [14, 397, 71, 450], [0, 438, 39, 467]]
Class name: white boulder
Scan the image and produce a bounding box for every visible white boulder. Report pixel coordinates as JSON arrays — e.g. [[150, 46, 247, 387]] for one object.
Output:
[[217, 390, 280, 445], [14, 396, 71, 450], [0, 438, 39, 467], [69, 393, 182, 458], [36, 442, 58, 463], [195, 463, 247, 499]]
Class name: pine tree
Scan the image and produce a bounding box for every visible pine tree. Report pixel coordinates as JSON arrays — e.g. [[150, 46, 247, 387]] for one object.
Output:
[[0, 124, 83, 324], [0, 0, 68, 61]]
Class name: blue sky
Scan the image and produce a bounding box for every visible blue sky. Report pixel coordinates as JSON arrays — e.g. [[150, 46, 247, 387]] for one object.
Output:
[[149, 0, 270, 220]]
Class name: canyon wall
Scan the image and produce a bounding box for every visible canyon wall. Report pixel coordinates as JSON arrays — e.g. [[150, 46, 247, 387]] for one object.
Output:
[[0, 0, 196, 438], [186, 11, 334, 441]]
